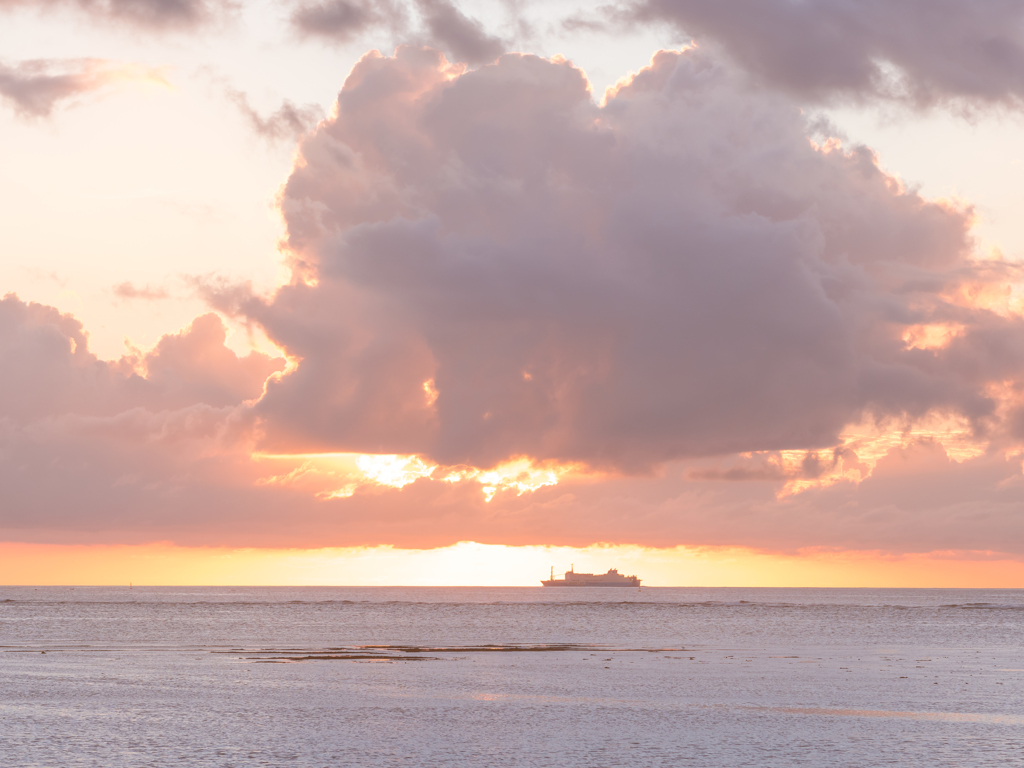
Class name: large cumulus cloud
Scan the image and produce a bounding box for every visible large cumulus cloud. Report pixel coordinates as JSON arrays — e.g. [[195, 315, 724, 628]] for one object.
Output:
[[225, 45, 1024, 473]]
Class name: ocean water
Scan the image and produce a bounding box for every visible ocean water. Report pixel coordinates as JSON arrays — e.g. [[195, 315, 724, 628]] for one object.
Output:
[[2, 587, 1023, 767]]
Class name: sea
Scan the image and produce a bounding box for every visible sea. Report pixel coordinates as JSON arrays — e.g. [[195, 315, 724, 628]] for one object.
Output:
[[2, 586, 1023, 767]]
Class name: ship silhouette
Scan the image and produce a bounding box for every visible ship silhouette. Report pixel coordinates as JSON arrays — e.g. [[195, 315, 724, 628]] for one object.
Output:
[[541, 565, 641, 587]]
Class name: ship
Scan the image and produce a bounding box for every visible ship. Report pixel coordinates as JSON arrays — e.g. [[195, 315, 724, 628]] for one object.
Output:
[[541, 565, 641, 587]]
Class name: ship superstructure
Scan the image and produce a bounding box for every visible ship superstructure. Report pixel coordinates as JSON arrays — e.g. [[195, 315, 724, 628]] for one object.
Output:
[[541, 565, 641, 587]]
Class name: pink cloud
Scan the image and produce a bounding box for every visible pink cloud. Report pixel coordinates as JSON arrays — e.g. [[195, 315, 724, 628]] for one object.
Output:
[[0, 295, 283, 421], [224, 47, 1024, 473]]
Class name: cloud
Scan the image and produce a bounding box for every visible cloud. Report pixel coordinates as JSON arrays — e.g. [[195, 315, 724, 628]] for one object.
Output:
[[1, 292, 1022, 554], [291, 0, 406, 41], [416, 0, 505, 65], [0, 58, 166, 117], [141, 313, 287, 407], [225, 89, 323, 143], [0, 296, 291, 543], [0, 294, 283, 422], [208, 46, 1024, 476], [290, 0, 504, 66], [619, 0, 1024, 106], [112, 282, 170, 301], [0, 0, 233, 30]]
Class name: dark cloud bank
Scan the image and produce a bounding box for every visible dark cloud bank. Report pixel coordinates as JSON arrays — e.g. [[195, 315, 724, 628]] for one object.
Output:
[[618, 0, 1024, 106], [6, 12, 1024, 551]]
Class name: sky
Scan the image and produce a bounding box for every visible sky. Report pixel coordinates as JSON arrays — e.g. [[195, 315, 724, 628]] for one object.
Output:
[[4, 0, 1024, 586]]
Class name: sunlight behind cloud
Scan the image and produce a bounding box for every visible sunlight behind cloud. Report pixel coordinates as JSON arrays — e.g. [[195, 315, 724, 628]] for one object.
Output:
[[902, 323, 966, 350], [943, 266, 1024, 318], [761, 413, 991, 498], [252, 451, 581, 502], [441, 458, 575, 501], [422, 378, 439, 406], [355, 454, 436, 488], [839, 414, 987, 466]]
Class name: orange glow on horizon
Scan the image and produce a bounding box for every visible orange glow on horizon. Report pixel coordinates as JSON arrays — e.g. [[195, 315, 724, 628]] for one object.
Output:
[[1, 541, 1023, 588]]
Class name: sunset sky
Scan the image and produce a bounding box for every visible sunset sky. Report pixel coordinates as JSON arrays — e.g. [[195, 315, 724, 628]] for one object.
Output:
[[4, 0, 1024, 585]]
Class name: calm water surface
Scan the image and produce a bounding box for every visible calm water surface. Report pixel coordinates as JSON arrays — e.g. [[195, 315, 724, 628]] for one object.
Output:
[[2, 587, 1023, 766]]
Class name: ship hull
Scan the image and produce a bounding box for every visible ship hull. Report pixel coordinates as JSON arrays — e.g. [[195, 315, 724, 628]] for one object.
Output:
[[541, 580, 640, 587]]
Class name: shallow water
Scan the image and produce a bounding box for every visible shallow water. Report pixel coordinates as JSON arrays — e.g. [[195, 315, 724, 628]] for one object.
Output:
[[2, 587, 1023, 766]]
